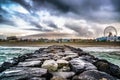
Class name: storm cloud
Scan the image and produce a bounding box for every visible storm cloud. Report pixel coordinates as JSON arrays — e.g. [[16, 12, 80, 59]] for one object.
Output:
[[0, 0, 120, 38]]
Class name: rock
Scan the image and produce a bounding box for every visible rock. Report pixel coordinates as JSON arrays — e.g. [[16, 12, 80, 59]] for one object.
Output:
[[77, 51, 90, 56], [34, 50, 41, 54], [29, 77, 46, 80], [70, 58, 97, 74], [57, 52, 65, 56], [64, 52, 78, 56], [0, 67, 47, 80], [51, 72, 75, 79], [58, 66, 70, 72], [48, 53, 61, 60], [51, 76, 67, 80], [72, 70, 115, 80], [0, 62, 13, 73], [56, 59, 69, 68], [94, 59, 120, 78], [79, 55, 97, 63], [61, 54, 78, 61], [42, 60, 58, 71], [17, 60, 41, 67]]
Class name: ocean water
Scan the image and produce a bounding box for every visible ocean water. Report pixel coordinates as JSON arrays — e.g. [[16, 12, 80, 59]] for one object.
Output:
[[0, 46, 120, 67], [0, 46, 40, 64], [80, 46, 120, 67]]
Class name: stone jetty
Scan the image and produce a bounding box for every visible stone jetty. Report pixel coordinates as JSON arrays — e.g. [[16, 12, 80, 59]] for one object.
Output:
[[0, 45, 120, 80]]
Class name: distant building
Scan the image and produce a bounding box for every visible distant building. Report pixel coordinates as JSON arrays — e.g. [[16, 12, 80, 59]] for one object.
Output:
[[96, 36, 120, 42], [0, 35, 7, 40], [96, 37, 107, 42], [7, 36, 18, 41], [57, 39, 70, 43]]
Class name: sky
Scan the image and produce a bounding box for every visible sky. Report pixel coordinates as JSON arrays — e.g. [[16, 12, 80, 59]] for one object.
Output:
[[0, 0, 120, 39]]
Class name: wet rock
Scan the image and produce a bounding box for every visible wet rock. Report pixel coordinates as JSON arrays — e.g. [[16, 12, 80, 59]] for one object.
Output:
[[77, 51, 90, 56], [72, 70, 115, 80], [0, 67, 47, 80], [17, 60, 42, 67], [94, 59, 120, 78], [42, 60, 58, 71], [11, 57, 19, 65], [51, 72, 75, 79], [34, 50, 41, 54], [70, 58, 97, 74], [0, 62, 13, 73], [56, 59, 69, 68]]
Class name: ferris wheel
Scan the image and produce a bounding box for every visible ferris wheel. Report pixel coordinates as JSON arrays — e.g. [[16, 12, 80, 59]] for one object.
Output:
[[104, 26, 117, 37]]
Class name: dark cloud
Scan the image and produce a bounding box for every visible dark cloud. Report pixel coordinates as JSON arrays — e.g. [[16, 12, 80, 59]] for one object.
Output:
[[12, 0, 31, 12], [0, 0, 120, 38], [45, 0, 70, 12], [111, 0, 120, 12], [65, 23, 94, 37], [44, 0, 120, 23], [25, 28, 52, 32], [45, 21, 58, 29], [0, 15, 15, 26]]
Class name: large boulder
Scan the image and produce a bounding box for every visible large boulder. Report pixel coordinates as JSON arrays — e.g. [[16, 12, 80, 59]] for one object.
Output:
[[0, 67, 47, 80], [0, 62, 13, 72], [42, 60, 58, 71], [17, 60, 42, 67], [94, 59, 120, 78], [70, 58, 97, 74], [72, 70, 116, 80]]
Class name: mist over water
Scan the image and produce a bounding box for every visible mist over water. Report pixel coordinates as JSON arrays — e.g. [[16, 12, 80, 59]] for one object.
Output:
[[0, 46, 120, 67]]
